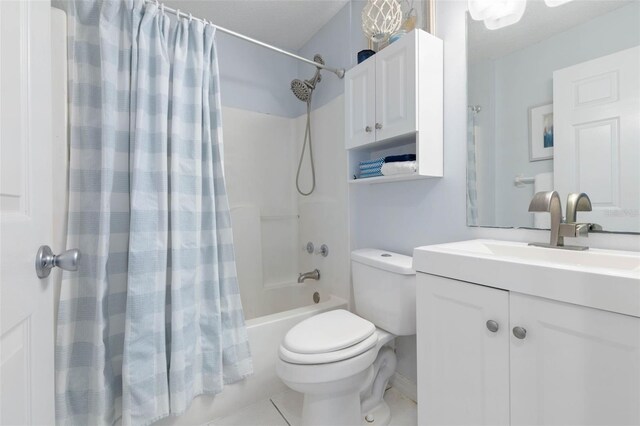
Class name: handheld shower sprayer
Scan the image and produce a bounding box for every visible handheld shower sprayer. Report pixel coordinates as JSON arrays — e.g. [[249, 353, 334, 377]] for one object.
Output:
[[292, 54, 325, 196], [290, 54, 325, 103]]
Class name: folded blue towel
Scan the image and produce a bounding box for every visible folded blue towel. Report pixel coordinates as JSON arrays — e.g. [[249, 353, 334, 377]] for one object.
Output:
[[359, 171, 383, 178], [385, 154, 416, 163], [359, 157, 385, 166], [359, 164, 383, 172], [359, 157, 384, 179]]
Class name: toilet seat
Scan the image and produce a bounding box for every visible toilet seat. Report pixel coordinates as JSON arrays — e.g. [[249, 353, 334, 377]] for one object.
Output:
[[282, 309, 375, 354], [279, 332, 378, 364], [279, 309, 378, 365]]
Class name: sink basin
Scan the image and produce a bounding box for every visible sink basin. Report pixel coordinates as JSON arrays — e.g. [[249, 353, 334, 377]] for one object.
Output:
[[413, 240, 640, 317]]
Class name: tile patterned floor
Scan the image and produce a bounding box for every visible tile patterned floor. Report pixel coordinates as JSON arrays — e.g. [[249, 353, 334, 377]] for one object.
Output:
[[208, 387, 417, 426]]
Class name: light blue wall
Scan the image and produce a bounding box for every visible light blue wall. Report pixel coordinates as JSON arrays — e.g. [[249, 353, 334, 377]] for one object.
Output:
[[217, 32, 301, 117], [217, 1, 366, 118], [295, 1, 369, 116]]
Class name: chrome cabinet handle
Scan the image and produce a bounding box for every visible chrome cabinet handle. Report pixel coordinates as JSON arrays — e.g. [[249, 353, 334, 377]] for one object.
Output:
[[35, 245, 80, 279], [486, 320, 499, 333], [513, 326, 527, 339], [365, 126, 372, 133], [375, 123, 383, 130]]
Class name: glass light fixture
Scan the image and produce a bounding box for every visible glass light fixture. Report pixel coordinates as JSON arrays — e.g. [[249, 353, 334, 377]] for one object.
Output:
[[362, 0, 403, 43], [469, 0, 504, 21], [483, 0, 526, 29], [544, 0, 573, 7], [468, 0, 527, 30]]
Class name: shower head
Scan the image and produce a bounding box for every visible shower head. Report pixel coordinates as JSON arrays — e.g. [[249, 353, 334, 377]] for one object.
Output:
[[291, 79, 312, 102], [291, 54, 325, 102]]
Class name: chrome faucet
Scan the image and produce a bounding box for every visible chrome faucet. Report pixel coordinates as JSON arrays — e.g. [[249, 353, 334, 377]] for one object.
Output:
[[528, 191, 598, 251], [298, 269, 320, 283], [529, 191, 564, 247]]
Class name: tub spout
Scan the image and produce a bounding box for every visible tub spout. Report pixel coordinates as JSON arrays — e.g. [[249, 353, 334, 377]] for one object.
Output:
[[298, 269, 320, 283]]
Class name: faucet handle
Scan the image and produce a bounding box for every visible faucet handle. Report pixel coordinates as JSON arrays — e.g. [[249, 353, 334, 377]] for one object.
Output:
[[566, 193, 592, 223], [567, 193, 593, 212], [528, 191, 560, 213]]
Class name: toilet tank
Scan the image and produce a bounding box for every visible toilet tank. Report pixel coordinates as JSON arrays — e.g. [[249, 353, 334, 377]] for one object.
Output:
[[351, 249, 416, 336]]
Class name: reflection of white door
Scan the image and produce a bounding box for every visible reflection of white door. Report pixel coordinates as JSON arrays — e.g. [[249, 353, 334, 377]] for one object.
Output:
[[0, 1, 55, 424], [553, 46, 640, 232]]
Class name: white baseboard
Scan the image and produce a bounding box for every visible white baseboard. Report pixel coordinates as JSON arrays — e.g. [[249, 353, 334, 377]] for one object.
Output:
[[389, 372, 417, 403]]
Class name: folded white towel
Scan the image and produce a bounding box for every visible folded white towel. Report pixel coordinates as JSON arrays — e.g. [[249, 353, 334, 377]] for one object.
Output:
[[381, 161, 417, 176]]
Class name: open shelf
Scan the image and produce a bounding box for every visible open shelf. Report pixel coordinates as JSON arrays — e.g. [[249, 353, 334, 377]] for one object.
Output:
[[348, 173, 430, 185]]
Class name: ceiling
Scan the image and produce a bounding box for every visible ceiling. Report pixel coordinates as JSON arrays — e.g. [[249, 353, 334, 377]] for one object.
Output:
[[468, 0, 633, 63], [162, 0, 350, 51]]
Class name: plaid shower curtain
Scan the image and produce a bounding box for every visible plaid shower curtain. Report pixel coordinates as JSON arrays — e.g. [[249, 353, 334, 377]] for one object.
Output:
[[56, 1, 253, 424]]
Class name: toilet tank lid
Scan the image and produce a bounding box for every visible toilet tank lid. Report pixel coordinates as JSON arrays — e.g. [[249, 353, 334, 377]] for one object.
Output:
[[351, 249, 415, 275]]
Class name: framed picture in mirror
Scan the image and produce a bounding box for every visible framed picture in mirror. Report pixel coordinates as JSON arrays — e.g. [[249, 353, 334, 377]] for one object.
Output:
[[529, 103, 554, 162]]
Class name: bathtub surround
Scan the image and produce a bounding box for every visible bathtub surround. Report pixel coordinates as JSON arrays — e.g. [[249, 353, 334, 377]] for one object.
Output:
[[57, 1, 252, 423], [221, 95, 350, 320]]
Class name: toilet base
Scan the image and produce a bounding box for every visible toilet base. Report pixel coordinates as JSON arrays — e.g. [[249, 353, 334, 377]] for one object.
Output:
[[297, 367, 372, 426], [362, 400, 391, 426]]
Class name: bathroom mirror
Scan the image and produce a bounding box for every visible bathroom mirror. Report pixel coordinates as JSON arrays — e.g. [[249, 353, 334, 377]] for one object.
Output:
[[466, 0, 640, 233]]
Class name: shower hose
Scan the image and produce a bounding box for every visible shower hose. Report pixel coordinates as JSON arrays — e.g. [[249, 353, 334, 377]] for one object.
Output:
[[296, 98, 315, 196]]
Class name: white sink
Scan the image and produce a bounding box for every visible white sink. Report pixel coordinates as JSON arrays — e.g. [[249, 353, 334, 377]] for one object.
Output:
[[413, 239, 640, 317]]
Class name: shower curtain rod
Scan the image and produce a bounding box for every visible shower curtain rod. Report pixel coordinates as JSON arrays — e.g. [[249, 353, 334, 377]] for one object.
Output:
[[145, 0, 346, 79]]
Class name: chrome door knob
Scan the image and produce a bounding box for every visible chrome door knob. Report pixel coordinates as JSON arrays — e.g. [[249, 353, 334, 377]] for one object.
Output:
[[486, 320, 499, 333], [35, 245, 81, 279], [365, 126, 372, 133], [375, 123, 383, 130], [513, 326, 527, 339]]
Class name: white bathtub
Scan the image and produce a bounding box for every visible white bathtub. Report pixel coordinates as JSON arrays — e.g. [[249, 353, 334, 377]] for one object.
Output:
[[154, 295, 348, 425]]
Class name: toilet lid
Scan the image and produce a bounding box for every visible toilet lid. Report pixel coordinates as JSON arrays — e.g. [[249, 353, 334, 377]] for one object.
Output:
[[282, 309, 376, 355]]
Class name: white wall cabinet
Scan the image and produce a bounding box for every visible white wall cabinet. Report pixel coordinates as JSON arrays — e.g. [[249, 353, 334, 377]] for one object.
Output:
[[345, 57, 376, 148], [417, 273, 640, 426], [344, 29, 443, 183]]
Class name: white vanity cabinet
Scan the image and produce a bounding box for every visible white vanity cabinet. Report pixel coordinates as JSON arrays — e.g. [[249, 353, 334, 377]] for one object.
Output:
[[417, 273, 640, 426], [417, 275, 510, 425], [344, 29, 443, 183]]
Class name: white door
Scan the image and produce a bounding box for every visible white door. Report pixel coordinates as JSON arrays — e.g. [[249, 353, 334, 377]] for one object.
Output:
[[344, 58, 375, 149], [0, 1, 55, 424], [375, 33, 416, 141], [510, 292, 640, 426], [417, 274, 510, 426], [553, 46, 640, 232]]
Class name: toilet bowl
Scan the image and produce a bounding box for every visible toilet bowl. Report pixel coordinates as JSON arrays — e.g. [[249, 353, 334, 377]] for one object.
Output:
[[277, 249, 416, 426]]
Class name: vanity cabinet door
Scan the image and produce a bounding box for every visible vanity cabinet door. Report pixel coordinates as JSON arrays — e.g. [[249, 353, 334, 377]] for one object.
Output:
[[374, 32, 416, 141], [344, 57, 376, 149], [510, 292, 640, 426], [417, 274, 510, 426]]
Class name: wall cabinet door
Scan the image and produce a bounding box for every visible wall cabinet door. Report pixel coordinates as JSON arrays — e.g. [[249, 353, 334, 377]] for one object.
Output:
[[344, 57, 375, 149], [417, 274, 510, 426], [375, 33, 416, 141], [510, 292, 640, 426]]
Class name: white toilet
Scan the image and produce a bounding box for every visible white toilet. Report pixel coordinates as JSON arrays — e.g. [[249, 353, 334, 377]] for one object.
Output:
[[276, 249, 416, 426]]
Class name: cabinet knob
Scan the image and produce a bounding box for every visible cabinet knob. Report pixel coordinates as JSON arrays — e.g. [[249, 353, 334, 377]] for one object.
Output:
[[486, 320, 499, 333], [375, 123, 383, 130], [365, 126, 372, 133], [513, 326, 527, 339]]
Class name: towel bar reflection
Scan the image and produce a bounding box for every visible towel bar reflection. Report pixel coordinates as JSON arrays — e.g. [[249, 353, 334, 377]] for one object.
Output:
[[514, 174, 535, 188]]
